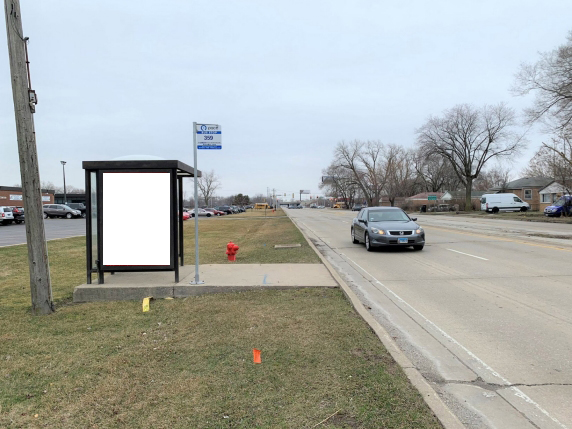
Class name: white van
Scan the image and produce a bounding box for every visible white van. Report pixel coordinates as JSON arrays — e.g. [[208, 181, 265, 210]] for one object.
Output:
[[480, 193, 530, 213]]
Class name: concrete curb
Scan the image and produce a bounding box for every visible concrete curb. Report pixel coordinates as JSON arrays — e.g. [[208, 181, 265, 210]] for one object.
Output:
[[288, 214, 465, 429]]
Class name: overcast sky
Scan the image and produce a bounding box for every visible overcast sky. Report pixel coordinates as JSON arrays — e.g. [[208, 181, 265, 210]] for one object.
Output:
[[1, 0, 571, 201]]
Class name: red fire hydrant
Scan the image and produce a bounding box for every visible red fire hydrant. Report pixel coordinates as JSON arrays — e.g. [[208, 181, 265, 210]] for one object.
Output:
[[226, 241, 239, 262]]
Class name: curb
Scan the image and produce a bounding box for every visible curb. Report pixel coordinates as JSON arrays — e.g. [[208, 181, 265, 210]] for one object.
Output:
[[288, 214, 465, 429]]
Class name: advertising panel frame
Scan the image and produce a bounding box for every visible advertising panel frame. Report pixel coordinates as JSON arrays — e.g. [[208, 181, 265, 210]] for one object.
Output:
[[83, 160, 200, 285]]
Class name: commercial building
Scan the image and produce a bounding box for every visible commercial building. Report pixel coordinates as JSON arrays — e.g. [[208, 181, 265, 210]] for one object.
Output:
[[0, 186, 54, 205]]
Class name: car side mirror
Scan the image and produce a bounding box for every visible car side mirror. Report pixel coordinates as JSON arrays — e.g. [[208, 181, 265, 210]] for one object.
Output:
[[411, 217, 417, 221], [358, 219, 364, 223]]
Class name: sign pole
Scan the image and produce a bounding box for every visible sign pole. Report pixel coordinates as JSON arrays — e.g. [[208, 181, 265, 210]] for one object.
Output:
[[191, 121, 203, 284]]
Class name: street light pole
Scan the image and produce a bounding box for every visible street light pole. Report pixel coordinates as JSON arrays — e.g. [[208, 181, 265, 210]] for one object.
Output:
[[60, 161, 67, 205]]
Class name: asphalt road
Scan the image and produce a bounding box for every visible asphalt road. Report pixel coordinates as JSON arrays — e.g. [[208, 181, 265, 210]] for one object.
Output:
[[0, 218, 86, 247], [286, 208, 571, 429]]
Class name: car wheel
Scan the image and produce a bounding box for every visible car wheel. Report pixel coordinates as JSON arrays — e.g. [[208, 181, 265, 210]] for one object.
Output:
[[520, 207, 528, 212], [66, 213, 72, 219], [351, 228, 359, 244], [413, 245, 424, 251], [43, 213, 48, 219], [365, 232, 373, 251], [15, 220, 21, 224], [492, 207, 499, 214], [207, 213, 211, 217]]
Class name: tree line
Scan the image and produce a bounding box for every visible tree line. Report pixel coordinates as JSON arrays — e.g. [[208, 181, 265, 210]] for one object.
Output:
[[321, 31, 572, 211]]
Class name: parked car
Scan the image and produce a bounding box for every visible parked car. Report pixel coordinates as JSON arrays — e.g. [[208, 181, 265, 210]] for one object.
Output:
[[0, 206, 15, 225], [217, 205, 233, 215], [480, 193, 530, 213], [352, 204, 364, 211], [351, 207, 425, 251], [182, 211, 191, 221], [544, 195, 572, 217], [9, 206, 25, 224], [189, 208, 212, 217], [204, 208, 225, 216], [43, 204, 82, 219], [66, 203, 87, 218]]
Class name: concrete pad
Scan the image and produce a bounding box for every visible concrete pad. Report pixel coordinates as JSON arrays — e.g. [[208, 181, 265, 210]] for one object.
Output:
[[73, 264, 338, 302], [498, 385, 572, 429], [444, 384, 537, 429]]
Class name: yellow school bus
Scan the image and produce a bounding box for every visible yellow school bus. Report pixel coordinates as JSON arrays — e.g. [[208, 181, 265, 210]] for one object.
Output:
[[254, 203, 270, 210]]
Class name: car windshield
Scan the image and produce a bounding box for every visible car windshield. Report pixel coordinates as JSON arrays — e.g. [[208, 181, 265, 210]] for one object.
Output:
[[554, 200, 566, 207], [368, 210, 410, 222]]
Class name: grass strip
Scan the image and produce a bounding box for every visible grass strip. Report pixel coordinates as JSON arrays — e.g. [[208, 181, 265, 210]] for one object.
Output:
[[0, 289, 442, 428]]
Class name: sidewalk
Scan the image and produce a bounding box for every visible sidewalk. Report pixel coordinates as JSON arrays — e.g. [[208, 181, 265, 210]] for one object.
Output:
[[73, 264, 338, 302]]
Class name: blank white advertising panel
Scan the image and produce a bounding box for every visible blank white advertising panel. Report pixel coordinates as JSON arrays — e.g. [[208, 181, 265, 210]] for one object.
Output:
[[103, 172, 171, 266]]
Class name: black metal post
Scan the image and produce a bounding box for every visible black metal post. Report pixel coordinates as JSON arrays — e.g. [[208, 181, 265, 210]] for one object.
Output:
[[85, 169, 91, 284], [178, 176, 184, 266], [172, 170, 179, 283]]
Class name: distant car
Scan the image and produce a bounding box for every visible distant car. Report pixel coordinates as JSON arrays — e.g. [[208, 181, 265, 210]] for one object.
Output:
[[544, 195, 572, 217], [66, 203, 87, 218], [182, 211, 190, 221], [352, 204, 364, 211], [351, 207, 425, 251], [204, 208, 225, 216], [189, 208, 212, 217], [217, 206, 233, 215], [9, 206, 25, 224], [480, 193, 529, 213], [43, 204, 82, 219], [0, 206, 15, 225]]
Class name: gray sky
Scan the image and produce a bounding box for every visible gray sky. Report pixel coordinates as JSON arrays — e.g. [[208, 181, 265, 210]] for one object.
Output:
[[1, 0, 571, 200]]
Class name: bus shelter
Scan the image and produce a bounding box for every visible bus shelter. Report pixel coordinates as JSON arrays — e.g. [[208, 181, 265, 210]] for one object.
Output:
[[83, 160, 200, 284]]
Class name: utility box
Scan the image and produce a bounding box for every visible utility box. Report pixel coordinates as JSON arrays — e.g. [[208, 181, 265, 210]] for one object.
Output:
[[83, 160, 200, 284]]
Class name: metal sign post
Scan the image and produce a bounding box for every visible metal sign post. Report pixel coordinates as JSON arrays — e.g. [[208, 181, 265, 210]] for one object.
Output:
[[190, 123, 221, 285]]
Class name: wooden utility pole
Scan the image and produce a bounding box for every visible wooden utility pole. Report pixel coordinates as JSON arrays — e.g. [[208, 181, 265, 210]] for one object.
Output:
[[4, 0, 53, 314]]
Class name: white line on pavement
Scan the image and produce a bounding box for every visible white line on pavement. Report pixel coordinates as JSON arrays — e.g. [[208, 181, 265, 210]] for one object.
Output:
[[446, 248, 488, 260], [340, 252, 566, 429]]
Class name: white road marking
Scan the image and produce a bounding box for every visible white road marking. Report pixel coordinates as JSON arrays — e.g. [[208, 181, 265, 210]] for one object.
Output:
[[340, 252, 567, 429], [447, 248, 488, 260]]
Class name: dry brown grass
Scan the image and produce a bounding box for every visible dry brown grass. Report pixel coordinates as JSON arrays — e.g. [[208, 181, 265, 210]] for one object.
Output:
[[0, 289, 442, 429]]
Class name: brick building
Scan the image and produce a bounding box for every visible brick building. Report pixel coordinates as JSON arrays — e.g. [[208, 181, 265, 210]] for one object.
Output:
[[0, 186, 55, 206]]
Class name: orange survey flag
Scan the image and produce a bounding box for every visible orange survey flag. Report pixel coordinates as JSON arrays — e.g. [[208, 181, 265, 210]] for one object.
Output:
[[253, 349, 261, 364]]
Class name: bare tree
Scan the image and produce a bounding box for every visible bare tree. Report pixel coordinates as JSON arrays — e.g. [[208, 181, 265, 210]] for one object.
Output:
[[512, 31, 572, 133], [197, 170, 221, 207], [416, 103, 525, 211], [473, 164, 512, 192], [319, 163, 359, 208], [413, 150, 461, 192], [524, 134, 572, 191], [383, 145, 416, 206], [357, 140, 388, 206]]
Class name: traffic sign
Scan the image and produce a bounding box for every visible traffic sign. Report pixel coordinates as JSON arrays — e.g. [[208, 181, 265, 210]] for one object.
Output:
[[428, 195, 437, 201], [196, 124, 221, 150]]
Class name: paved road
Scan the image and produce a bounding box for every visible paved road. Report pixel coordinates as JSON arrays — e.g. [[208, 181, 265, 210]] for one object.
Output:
[[0, 218, 86, 247], [286, 208, 571, 429]]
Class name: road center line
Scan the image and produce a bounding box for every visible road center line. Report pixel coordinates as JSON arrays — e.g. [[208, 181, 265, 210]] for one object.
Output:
[[446, 248, 488, 260]]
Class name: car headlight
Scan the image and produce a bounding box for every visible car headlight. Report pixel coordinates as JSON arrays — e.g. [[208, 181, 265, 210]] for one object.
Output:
[[416, 227, 424, 234], [370, 227, 385, 235]]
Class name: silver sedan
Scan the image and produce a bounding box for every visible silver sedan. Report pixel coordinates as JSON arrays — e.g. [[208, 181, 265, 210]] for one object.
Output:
[[351, 207, 425, 251]]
